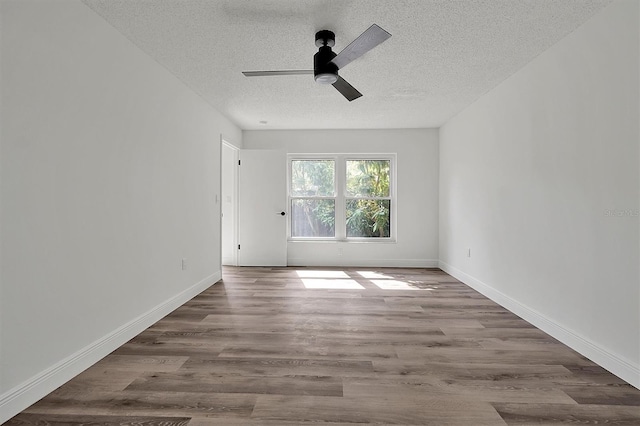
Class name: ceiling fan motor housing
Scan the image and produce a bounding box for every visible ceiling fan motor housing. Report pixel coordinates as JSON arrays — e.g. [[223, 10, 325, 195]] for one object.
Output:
[[314, 30, 338, 84]]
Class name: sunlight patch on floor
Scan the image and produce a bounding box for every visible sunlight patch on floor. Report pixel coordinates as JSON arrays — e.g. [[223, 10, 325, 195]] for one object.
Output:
[[357, 271, 393, 279], [301, 279, 365, 289], [296, 270, 350, 278], [371, 279, 434, 291]]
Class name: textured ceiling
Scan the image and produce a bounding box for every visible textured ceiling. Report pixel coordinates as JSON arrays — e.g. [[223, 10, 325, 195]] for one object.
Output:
[[82, 0, 611, 130]]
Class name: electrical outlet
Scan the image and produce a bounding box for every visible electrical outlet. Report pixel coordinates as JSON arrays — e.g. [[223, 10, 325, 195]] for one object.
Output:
[[182, 258, 187, 270], [467, 248, 471, 258]]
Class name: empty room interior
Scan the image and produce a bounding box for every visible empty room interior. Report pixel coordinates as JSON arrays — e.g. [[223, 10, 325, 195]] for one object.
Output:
[[1, 0, 639, 424]]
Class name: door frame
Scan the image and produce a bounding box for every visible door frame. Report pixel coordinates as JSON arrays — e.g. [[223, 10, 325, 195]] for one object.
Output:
[[220, 136, 239, 266]]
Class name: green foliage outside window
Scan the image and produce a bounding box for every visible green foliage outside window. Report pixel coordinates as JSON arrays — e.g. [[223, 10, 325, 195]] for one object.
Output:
[[346, 199, 390, 237], [346, 160, 390, 197], [291, 199, 335, 237], [291, 160, 335, 237], [291, 160, 334, 196], [346, 160, 390, 237]]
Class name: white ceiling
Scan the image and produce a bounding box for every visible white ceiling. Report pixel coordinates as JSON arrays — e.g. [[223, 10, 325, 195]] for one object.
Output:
[[82, 0, 611, 130]]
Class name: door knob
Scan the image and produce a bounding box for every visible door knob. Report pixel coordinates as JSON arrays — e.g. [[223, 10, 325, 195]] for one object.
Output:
[[279, 211, 286, 216]]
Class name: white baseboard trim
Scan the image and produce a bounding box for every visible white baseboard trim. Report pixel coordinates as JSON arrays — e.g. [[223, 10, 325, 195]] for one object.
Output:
[[438, 261, 640, 390], [287, 258, 439, 268], [0, 271, 221, 423]]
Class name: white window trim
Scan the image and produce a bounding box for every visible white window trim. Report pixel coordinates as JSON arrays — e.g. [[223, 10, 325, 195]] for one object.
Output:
[[287, 153, 397, 242]]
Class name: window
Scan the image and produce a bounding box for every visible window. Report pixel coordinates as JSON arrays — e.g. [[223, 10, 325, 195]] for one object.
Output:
[[346, 160, 391, 238], [290, 159, 335, 238], [288, 155, 395, 241]]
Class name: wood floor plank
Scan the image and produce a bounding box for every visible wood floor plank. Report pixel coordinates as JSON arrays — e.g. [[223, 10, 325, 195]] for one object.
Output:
[[112, 340, 224, 357], [440, 326, 553, 339], [562, 364, 633, 385], [343, 377, 577, 404], [180, 356, 374, 377], [8, 266, 640, 425], [25, 391, 257, 418], [52, 369, 140, 393], [250, 290, 363, 299], [251, 394, 507, 425], [560, 383, 640, 406], [217, 341, 398, 360], [394, 345, 590, 365], [493, 402, 640, 425], [126, 372, 344, 396], [4, 413, 191, 425], [371, 360, 575, 381], [187, 419, 363, 426], [91, 355, 189, 372]]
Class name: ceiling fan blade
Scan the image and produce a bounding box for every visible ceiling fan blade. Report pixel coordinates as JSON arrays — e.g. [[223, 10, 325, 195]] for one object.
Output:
[[332, 76, 362, 101], [242, 70, 313, 77], [330, 24, 391, 70]]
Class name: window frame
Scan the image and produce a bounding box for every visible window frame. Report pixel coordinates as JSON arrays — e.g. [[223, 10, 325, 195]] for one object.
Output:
[[287, 153, 396, 242]]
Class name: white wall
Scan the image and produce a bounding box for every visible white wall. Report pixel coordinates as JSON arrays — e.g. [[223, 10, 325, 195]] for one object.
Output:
[[244, 129, 439, 267], [439, 0, 639, 387], [0, 0, 241, 420]]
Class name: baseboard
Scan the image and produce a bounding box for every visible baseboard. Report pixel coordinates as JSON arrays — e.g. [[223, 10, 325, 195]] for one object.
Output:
[[287, 258, 439, 268], [438, 261, 640, 389], [0, 271, 222, 423]]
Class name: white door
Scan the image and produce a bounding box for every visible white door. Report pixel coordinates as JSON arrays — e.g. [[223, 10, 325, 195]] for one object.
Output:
[[221, 142, 238, 266], [238, 149, 287, 266]]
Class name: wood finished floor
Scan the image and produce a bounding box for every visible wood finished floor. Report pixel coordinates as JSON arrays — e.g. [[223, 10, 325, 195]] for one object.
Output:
[[7, 267, 640, 425]]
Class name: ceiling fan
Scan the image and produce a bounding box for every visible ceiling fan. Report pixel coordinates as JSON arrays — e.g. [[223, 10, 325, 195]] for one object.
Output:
[[242, 24, 391, 101]]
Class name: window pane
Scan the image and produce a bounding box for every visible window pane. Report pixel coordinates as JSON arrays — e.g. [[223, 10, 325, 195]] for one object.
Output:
[[291, 160, 335, 196], [346, 199, 390, 238], [346, 160, 390, 197], [291, 199, 335, 237]]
